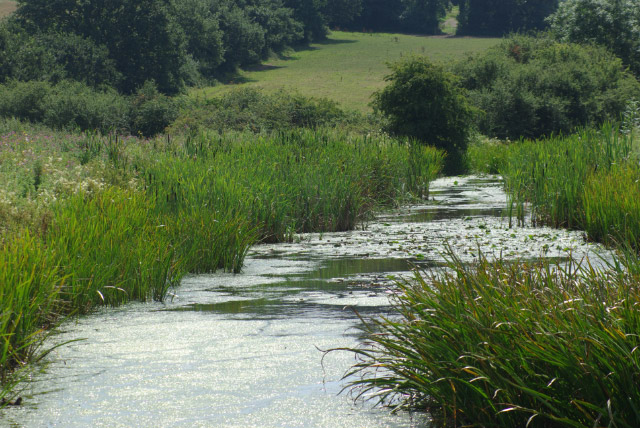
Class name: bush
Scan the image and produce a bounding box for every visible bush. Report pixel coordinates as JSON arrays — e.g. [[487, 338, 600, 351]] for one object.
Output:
[[547, 0, 640, 77], [0, 80, 51, 123], [129, 81, 180, 137], [170, 88, 356, 133], [42, 81, 130, 132], [0, 80, 131, 132], [453, 35, 640, 140], [371, 56, 475, 173], [343, 250, 640, 427]]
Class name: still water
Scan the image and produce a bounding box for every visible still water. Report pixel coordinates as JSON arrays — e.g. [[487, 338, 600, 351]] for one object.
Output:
[[3, 176, 609, 427]]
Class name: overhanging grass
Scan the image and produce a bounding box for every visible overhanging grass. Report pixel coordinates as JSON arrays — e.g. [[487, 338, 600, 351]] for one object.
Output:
[[342, 251, 640, 427]]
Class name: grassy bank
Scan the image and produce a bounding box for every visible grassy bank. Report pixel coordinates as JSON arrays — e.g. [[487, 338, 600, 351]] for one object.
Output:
[[341, 125, 640, 426], [344, 251, 640, 427], [0, 122, 444, 397], [195, 31, 499, 112]]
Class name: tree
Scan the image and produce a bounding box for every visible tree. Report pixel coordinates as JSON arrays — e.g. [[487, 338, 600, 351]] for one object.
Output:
[[322, 0, 363, 29], [547, 0, 640, 77], [457, 0, 559, 36], [16, 0, 189, 94], [172, 0, 225, 79], [348, 0, 448, 34], [452, 35, 640, 140], [372, 56, 475, 172], [284, 0, 328, 41]]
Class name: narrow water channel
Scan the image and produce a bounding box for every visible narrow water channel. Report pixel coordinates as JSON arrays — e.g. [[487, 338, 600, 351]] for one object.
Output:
[[3, 176, 610, 428]]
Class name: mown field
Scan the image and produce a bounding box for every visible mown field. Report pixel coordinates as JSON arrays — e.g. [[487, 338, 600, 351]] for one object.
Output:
[[195, 31, 499, 112]]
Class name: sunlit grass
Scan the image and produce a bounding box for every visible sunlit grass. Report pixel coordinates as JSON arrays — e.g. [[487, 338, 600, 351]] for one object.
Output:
[[194, 31, 499, 112], [0, 123, 444, 396], [342, 250, 640, 427]]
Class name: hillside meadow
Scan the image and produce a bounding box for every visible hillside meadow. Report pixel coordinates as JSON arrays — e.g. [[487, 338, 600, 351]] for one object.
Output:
[[195, 31, 499, 112]]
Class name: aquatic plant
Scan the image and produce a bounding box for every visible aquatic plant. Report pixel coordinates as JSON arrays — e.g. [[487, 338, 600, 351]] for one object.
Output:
[[498, 123, 639, 249], [342, 251, 640, 427], [0, 123, 445, 397]]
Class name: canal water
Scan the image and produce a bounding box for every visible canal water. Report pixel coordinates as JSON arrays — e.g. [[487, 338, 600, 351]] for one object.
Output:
[[2, 176, 609, 427]]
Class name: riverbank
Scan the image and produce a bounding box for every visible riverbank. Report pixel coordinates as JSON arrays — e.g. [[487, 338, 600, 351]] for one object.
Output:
[[346, 124, 640, 427], [0, 124, 443, 399], [2, 176, 611, 427]]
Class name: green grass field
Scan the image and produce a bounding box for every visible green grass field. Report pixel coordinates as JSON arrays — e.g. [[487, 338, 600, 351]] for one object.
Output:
[[195, 31, 499, 112], [0, 0, 16, 17]]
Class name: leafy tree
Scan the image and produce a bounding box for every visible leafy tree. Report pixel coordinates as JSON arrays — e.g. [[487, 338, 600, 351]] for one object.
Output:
[[457, 0, 559, 36], [347, 0, 448, 34], [16, 0, 189, 94], [398, 0, 448, 34], [214, 2, 266, 70], [246, 0, 304, 55], [372, 56, 475, 172], [453, 35, 640, 140], [172, 0, 225, 79], [284, 0, 328, 41], [547, 0, 640, 77], [322, 0, 363, 28], [0, 19, 60, 83]]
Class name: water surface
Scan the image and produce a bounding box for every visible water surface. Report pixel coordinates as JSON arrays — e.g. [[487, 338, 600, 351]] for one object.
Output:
[[3, 176, 609, 428]]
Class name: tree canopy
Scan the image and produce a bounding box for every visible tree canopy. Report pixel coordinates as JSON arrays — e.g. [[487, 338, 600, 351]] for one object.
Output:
[[457, 0, 559, 36]]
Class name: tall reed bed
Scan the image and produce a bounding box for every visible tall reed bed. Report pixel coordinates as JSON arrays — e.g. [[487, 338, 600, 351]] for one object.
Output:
[[499, 124, 639, 248], [131, 129, 444, 243], [342, 252, 640, 427], [0, 124, 444, 398]]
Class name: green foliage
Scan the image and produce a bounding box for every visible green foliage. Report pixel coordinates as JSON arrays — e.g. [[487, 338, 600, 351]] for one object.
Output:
[[457, 0, 558, 36], [173, 88, 356, 133], [129, 81, 180, 137], [0, 80, 130, 132], [548, 0, 640, 77], [454, 35, 640, 140], [42, 81, 130, 132], [171, 0, 225, 79], [284, 0, 328, 41], [343, 250, 640, 427], [0, 19, 60, 83], [498, 123, 640, 251], [346, 0, 449, 34], [0, 80, 50, 122], [465, 134, 509, 174], [372, 56, 474, 172], [16, 0, 189, 94]]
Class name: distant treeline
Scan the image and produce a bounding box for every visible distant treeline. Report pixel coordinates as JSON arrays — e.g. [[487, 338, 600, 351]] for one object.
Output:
[[2, 0, 352, 95], [338, 0, 559, 36], [0, 0, 565, 96]]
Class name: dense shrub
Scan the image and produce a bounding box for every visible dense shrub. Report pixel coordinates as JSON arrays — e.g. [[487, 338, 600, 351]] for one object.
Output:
[[42, 82, 130, 132], [453, 35, 640, 140], [171, 88, 355, 133], [371, 56, 475, 173], [129, 81, 180, 137], [547, 0, 640, 77], [0, 80, 50, 123]]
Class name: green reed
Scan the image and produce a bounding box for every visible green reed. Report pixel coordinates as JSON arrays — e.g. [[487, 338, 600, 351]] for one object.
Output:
[[0, 124, 444, 396], [498, 124, 637, 246], [342, 251, 640, 427]]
